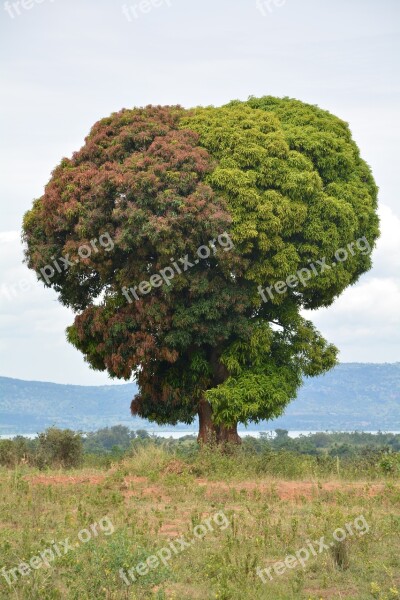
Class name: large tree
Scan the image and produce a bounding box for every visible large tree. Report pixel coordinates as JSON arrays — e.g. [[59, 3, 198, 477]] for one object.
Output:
[[23, 97, 379, 443]]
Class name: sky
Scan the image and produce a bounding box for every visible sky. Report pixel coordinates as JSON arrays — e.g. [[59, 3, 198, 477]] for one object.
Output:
[[0, 0, 399, 385]]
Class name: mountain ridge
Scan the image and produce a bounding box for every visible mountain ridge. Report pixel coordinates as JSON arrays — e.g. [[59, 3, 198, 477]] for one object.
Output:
[[1, 362, 399, 434]]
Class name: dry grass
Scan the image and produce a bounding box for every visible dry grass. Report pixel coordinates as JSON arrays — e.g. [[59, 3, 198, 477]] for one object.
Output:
[[0, 447, 399, 599]]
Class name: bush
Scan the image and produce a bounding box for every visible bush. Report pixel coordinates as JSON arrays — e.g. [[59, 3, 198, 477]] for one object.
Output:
[[124, 443, 172, 477], [379, 452, 400, 475], [83, 425, 135, 454], [0, 440, 16, 467], [35, 427, 83, 469], [0, 436, 34, 467]]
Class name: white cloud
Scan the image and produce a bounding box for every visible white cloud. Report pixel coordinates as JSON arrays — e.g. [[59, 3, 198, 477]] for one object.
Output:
[[372, 204, 400, 276], [307, 203, 400, 362], [0, 233, 119, 385]]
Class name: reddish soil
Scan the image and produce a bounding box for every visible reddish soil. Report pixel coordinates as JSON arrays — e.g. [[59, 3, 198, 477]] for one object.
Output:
[[28, 474, 105, 485], [195, 479, 385, 500], [26, 474, 386, 501]]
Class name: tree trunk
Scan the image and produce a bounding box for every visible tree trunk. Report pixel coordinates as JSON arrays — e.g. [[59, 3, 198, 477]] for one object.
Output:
[[197, 348, 241, 445], [197, 399, 241, 445], [197, 399, 216, 444], [216, 423, 242, 445]]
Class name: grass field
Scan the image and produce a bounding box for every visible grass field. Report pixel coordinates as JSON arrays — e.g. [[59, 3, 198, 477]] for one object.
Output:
[[0, 444, 399, 600]]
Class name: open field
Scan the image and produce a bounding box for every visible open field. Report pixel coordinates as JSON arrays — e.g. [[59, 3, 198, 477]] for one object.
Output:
[[0, 445, 399, 600]]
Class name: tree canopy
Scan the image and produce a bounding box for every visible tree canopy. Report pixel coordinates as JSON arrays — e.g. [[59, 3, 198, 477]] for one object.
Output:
[[23, 97, 379, 442]]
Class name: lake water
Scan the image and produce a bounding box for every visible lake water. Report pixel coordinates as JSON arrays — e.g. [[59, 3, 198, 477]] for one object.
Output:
[[1, 430, 400, 440], [129, 430, 400, 439]]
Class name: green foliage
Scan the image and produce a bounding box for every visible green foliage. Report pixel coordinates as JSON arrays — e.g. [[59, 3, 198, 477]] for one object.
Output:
[[35, 427, 83, 469], [83, 425, 135, 455], [1, 427, 400, 481], [22, 98, 379, 433], [0, 440, 17, 467], [0, 437, 36, 467], [206, 318, 337, 424], [379, 452, 400, 475], [183, 98, 379, 309]]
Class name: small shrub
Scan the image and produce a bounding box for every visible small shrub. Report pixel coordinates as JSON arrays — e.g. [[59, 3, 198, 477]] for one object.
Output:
[[0, 440, 16, 467], [379, 452, 400, 475], [331, 540, 350, 570], [124, 442, 171, 476], [0, 437, 34, 467], [35, 427, 83, 469]]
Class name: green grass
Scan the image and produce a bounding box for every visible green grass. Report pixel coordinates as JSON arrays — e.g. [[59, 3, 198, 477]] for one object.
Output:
[[0, 444, 399, 599]]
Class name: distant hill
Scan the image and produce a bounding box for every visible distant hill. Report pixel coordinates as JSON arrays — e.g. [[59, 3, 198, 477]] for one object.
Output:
[[0, 378, 141, 435], [272, 362, 400, 430], [0, 363, 399, 435]]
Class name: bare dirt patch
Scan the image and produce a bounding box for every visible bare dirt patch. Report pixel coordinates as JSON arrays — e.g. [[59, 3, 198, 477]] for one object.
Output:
[[195, 479, 385, 501], [26, 474, 386, 502], [27, 474, 105, 485]]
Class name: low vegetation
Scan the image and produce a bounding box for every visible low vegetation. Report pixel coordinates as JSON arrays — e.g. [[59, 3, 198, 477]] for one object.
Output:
[[2, 427, 400, 478], [0, 428, 399, 599]]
